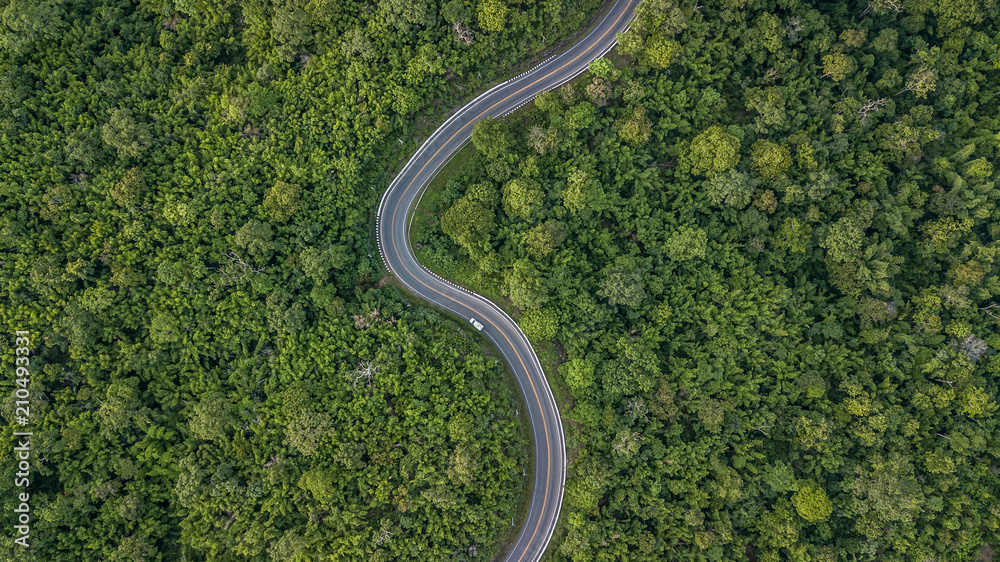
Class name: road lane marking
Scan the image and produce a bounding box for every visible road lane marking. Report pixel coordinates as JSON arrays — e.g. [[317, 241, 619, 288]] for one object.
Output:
[[380, 0, 637, 558]]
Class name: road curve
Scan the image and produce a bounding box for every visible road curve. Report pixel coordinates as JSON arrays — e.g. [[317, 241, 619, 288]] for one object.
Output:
[[376, 1, 638, 560]]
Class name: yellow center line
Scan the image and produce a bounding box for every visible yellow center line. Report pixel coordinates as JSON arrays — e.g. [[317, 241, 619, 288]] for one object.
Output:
[[384, 1, 636, 558]]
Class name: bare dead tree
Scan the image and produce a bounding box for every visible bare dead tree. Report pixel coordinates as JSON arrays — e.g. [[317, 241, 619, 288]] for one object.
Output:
[[241, 123, 261, 139], [959, 334, 988, 361], [785, 16, 804, 43], [452, 21, 474, 45], [216, 251, 266, 285], [858, 98, 887, 125], [625, 398, 648, 422], [373, 526, 392, 546], [528, 125, 547, 154], [347, 360, 378, 388], [225, 251, 263, 272], [860, 0, 903, 18], [94, 481, 117, 499], [876, 0, 905, 13], [612, 431, 642, 455]]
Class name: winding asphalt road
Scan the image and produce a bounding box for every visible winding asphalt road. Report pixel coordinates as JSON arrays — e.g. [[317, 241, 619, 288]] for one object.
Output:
[[376, 1, 638, 559]]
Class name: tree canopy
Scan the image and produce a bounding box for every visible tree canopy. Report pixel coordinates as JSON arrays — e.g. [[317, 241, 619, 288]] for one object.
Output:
[[413, 0, 1000, 558], [0, 0, 605, 558]]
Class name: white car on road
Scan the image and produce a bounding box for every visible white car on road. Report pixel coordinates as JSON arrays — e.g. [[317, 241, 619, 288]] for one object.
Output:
[[470, 318, 484, 331]]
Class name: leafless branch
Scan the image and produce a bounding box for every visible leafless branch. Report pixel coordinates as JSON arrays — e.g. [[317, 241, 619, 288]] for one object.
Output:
[[879, 0, 904, 13], [896, 66, 935, 96], [347, 360, 378, 388], [625, 398, 648, 422], [224, 251, 264, 273], [858, 98, 887, 125], [215, 251, 266, 285], [373, 526, 392, 546], [612, 431, 642, 454], [452, 22, 474, 45]]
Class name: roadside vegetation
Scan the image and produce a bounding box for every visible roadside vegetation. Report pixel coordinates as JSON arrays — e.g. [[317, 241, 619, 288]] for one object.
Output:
[[416, 0, 1000, 559]]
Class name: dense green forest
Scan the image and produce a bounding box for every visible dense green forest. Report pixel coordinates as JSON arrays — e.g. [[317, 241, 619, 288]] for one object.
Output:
[[0, 0, 605, 559], [416, 0, 1000, 560]]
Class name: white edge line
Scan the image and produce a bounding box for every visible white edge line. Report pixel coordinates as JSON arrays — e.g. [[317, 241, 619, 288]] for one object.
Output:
[[376, 1, 639, 559]]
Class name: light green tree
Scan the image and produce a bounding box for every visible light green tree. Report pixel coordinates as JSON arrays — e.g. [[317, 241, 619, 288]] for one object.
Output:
[[774, 217, 812, 254], [263, 181, 300, 222], [792, 482, 834, 522], [442, 196, 495, 249], [705, 169, 757, 208], [524, 220, 567, 258], [235, 219, 275, 260], [588, 57, 620, 81], [562, 357, 595, 394], [502, 178, 543, 219], [298, 468, 337, 504], [762, 462, 799, 493], [688, 126, 741, 177], [822, 53, 855, 82], [188, 393, 232, 441], [751, 139, 792, 180], [506, 258, 548, 309], [520, 308, 559, 341], [598, 258, 646, 307], [617, 106, 653, 146], [562, 167, 604, 213], [102, 109, 149, 159], [644, 37, 681, 68], [471, 117, 509, 159], [665, 227, 707, 261], [477, 0, 507, 32], [821, 215, 864, 263], [898, 65, 937, 98], [341, 28, 374, 59], [284, 410, 333, 456]]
